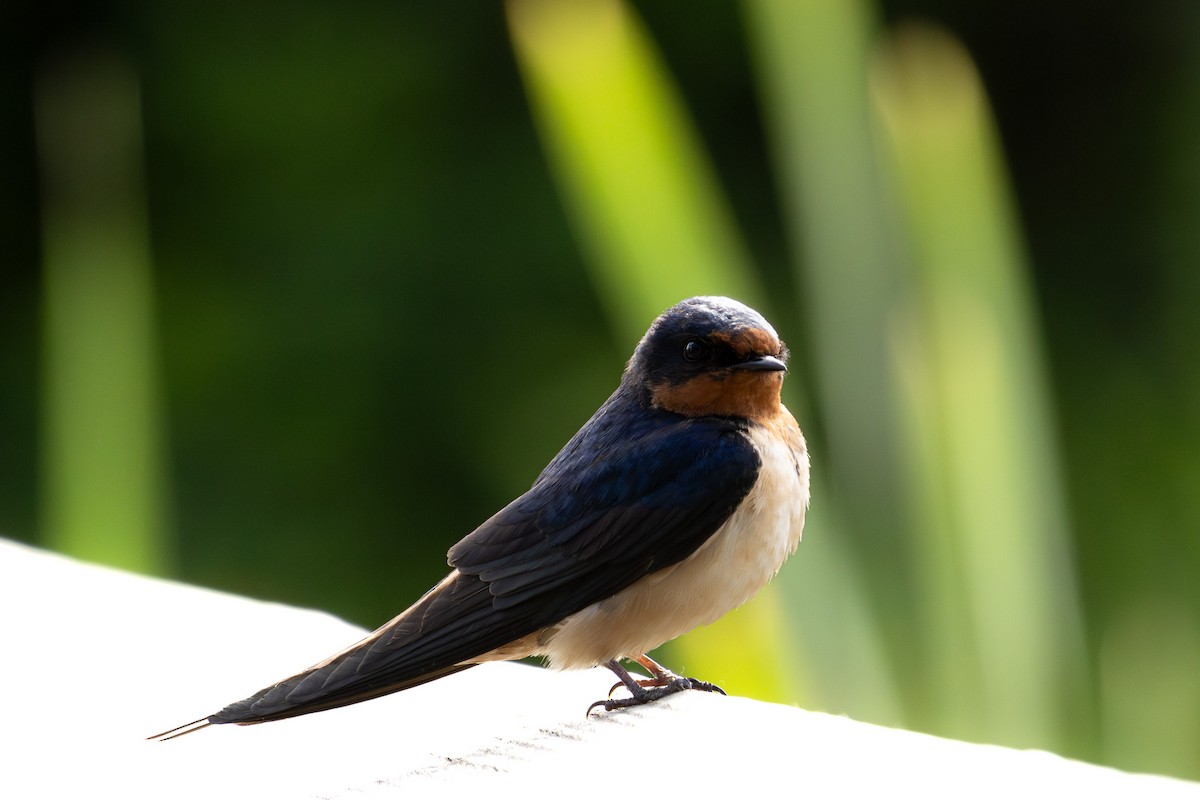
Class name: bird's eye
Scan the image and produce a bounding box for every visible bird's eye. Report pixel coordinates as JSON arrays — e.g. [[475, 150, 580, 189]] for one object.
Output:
[[683, 340, 708, 362]]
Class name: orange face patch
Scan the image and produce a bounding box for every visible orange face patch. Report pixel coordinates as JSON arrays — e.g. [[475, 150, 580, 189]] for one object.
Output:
[[650, 369, 784, 420]]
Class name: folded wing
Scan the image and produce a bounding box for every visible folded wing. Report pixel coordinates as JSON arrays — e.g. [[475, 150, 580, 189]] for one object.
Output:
[[209, 411, 760, 725]]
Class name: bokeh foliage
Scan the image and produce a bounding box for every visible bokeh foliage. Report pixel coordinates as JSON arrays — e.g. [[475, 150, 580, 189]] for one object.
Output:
[[3, 0, 1198, 781]]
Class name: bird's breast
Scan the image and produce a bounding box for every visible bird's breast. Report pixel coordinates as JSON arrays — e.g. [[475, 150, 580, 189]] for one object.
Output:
[[540, 408, 809, 669]]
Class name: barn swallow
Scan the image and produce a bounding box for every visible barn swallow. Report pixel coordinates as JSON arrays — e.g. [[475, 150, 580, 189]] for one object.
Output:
[[151, 296, 809, 739]]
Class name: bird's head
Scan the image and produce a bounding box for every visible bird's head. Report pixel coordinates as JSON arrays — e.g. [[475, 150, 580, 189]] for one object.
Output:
[[626, 296, 789, 421]]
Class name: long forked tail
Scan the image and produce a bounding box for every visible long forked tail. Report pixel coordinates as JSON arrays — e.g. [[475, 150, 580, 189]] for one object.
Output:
[[214, 662, 476, 726], [147, 569, 524, 738], [147, 661, 477, 741]]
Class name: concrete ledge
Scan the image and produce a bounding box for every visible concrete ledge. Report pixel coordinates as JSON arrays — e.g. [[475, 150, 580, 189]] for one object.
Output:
[[2, 537, 1196, 799]]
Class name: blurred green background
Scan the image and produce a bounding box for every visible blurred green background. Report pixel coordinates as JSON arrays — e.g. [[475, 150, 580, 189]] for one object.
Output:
[[4, 0, 1199, 780]]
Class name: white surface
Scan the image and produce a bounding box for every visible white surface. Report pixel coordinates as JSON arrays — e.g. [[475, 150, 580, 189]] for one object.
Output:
[[1, 537, 1197, 799]]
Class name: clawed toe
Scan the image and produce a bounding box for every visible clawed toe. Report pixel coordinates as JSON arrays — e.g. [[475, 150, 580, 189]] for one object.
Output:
[[585, 698, 609, 717], [685, 679, 727, 696]]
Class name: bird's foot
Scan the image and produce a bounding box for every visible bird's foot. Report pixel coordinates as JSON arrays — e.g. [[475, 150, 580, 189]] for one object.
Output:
[[603, 672, 725, 698], [587, 657, 726, 716]]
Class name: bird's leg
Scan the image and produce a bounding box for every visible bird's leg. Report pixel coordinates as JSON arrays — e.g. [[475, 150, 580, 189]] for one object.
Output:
[[603, 653, 680, 695], [631, 653, 726, 695], [587, 656, 727, 716], [632, 653, 677, 685], [602, 653, 697, 695], [603, 655, 660, 697]]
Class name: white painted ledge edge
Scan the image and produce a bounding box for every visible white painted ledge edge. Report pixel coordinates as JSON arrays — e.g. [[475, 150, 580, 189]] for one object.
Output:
[[1, 537, 1195, 800]]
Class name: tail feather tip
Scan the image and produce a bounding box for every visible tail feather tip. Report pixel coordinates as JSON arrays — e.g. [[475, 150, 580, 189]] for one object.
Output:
[[147, 717, 214, 742]]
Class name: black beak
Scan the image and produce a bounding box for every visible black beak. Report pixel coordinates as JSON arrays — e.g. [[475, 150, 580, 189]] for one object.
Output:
[[731, 354, 787, 373]]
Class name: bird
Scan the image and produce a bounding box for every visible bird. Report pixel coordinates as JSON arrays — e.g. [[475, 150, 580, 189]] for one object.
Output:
[[151, 295, 809, 740]]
